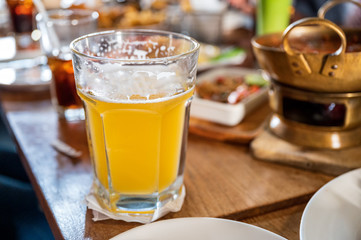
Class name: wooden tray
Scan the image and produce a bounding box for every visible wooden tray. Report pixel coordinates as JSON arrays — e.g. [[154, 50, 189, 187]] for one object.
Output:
[[189, 103, 271, 143], [251, 130, 361, 176]]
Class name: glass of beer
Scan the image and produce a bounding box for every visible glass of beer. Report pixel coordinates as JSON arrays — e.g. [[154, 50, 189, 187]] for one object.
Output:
[[70, 30, 199, 222], [36, 9, 98, 121]]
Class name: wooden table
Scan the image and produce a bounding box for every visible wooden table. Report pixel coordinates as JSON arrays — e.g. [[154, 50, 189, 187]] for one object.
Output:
[[0, 87, 333, 240]]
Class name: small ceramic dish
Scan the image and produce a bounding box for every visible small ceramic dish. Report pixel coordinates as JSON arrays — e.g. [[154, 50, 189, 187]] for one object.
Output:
[[191, 67, 269, 126]]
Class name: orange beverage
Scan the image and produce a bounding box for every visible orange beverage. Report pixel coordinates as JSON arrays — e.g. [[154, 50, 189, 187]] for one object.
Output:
[[78, 87, 193, 203], [47, 56, 82, 110]]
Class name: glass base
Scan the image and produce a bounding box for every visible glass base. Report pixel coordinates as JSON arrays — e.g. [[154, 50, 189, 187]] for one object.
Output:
[[57, 107, 85, 121], [92, 178, 185, 223]]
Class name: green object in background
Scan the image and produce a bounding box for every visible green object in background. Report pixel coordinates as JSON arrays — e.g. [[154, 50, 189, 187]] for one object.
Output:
[[210, 47, 245, 62], [256, 0, 292, 36], [245, 73, 269, 87]]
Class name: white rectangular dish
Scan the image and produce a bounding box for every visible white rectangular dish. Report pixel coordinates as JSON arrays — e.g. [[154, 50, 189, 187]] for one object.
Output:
[[190, 67, 269, 126]]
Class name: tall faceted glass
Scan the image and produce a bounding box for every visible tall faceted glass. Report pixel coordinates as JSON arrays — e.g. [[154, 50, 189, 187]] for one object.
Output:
[[70, 30, 199, 222]]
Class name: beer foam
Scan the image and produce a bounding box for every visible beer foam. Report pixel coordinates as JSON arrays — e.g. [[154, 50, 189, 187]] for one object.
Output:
[[78, 63, 191, 103]]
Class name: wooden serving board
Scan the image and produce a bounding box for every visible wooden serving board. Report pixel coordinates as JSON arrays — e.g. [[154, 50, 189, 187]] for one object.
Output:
[[189, 104, 271, 143], [251, 130, 361, 176]]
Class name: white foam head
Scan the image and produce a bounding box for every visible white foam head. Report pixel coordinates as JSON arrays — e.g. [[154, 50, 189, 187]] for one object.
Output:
[[78, 62, 188, 102]]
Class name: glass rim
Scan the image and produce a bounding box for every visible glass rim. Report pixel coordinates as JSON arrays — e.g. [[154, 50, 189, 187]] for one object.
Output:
[[70, 29, 200, 63], [36, 9, 99, 25]]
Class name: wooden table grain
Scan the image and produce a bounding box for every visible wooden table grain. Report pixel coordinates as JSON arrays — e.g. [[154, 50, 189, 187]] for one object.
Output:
[[0, 89, 333, 240]]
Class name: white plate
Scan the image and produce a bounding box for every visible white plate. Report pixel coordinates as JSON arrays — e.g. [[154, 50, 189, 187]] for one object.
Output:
[[111, 217, 286, 240], [300, 168, 361, 240], [190, 67, 269, 126], [0, 56, 52, 91], [0, 36, 43, 63], [0, 36, 51, 91]]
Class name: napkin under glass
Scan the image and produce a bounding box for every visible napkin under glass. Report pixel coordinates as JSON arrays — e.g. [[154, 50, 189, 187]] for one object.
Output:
[[85, 186, 186, 224]]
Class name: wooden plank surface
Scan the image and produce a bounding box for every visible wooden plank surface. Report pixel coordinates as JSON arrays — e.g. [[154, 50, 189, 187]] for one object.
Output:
[[252, 130, 361, 176], [244, 203, 306, 240], [0, 89, 333, 240]]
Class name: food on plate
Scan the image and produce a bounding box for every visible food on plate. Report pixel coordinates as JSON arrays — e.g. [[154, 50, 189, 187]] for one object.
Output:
[[210, 47, 245, 62], [196, 73, 268, 104], [198, 44, 221, 64], [198, 45, 244, 65], [98, 4, 166, 29]]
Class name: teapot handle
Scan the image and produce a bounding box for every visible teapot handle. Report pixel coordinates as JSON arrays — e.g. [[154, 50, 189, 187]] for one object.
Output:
[[282, 17, 346, 77], [318, 0, 361, 19]]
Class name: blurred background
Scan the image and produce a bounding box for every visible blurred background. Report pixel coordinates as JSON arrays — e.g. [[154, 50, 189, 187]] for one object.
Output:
[[0, 0, 360, 239], [0, 0, 355, 68]]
